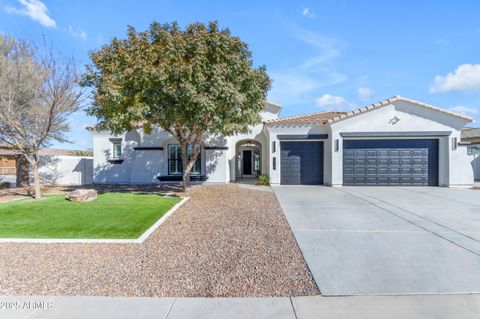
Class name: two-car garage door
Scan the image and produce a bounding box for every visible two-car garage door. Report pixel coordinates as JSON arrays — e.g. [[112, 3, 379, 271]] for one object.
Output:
[[343, 139, 439, 186]]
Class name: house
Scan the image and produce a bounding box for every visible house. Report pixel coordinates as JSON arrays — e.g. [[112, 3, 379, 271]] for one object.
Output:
[[89, 95, 474, 187], [0, 145, 17, 176], [461, 127, 480, 181]]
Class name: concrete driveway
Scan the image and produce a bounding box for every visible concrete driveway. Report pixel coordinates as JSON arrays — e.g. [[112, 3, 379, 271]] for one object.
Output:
[[273, 186, 480, 295]]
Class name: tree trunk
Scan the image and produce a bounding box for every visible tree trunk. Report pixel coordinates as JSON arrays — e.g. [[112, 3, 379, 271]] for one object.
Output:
[[32, 155, 41, 200], [180, 142, 190, 191], [15, 155, 30, 187]]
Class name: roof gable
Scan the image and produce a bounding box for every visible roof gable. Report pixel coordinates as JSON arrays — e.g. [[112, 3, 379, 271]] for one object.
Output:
[[327, 96, 474, 124], [266, 96, 474, 127]]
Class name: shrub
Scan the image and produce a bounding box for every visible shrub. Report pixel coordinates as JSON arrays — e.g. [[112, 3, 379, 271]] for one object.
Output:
[[257, 174, 270, 186]]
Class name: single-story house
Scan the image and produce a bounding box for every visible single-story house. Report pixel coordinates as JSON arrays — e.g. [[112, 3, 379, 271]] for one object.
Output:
[[461, 127, 480, 181], [89, 95, 474, 187]]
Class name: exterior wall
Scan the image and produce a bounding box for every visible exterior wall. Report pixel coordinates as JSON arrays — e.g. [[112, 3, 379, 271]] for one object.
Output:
[[329, 101, 473, 187], [38, 155, 93, 185], [265, 124, 329, 184], [0, 155, 16, 175]]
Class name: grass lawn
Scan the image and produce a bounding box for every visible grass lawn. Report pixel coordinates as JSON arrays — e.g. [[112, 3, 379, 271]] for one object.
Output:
[[0, 192, 181, 239]]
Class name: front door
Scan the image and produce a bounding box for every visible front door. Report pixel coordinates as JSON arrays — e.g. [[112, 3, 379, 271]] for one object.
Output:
[[242, 150, 252, 176]]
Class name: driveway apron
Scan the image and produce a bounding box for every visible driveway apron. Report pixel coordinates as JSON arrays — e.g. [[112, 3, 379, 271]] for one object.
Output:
[[273, 185, 480, 295]]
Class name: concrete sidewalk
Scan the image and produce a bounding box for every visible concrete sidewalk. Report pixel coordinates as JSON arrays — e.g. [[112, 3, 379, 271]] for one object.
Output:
[[2, 294, 480, 319]]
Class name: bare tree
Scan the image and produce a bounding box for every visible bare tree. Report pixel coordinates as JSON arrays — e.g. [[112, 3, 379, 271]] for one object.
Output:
[[0, 35, 84, 199]]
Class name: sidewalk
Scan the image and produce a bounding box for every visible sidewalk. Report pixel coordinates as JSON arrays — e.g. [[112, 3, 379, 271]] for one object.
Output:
[[2, 294, 480, 319]]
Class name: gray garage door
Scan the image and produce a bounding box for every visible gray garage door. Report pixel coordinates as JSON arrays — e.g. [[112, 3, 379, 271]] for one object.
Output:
[[280, 141, 323, 185], [343, 139, 438, 186]]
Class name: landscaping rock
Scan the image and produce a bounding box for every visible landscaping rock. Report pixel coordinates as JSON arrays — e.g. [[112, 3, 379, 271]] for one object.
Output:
[[65, 189, 97, 202]]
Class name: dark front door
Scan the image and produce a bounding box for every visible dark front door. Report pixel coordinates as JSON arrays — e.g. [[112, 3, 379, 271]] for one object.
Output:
[[243, 150, 252, 175], [280, 141, 324, 185], [343, 139, 439, 186]]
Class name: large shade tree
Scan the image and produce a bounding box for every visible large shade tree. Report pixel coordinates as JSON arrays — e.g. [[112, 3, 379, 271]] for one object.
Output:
[[0, 35, 84, 199], [83, 21, 271, 189]]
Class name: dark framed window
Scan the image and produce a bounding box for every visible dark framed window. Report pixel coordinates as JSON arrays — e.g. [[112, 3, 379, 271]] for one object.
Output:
[[112, 140, 122, 159], [168, 144, 201, 175]]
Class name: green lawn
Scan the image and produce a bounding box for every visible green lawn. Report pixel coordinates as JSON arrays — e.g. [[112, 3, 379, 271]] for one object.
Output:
[[0, 193, 181, 239]]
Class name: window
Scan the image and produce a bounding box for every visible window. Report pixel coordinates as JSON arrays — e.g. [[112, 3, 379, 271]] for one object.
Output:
[[168, 144, 201, 175], [272, 141, 276, 153], [272, 157, 276, 170], [112, 140, 122, 159]]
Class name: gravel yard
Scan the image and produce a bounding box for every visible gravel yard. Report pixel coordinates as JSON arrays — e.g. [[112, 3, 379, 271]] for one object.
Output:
[[0, 184, 319, 297]]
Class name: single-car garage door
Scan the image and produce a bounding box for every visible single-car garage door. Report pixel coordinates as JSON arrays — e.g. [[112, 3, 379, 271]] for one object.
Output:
[[281, 141, 323, 185], [343, 139, 438, 186]]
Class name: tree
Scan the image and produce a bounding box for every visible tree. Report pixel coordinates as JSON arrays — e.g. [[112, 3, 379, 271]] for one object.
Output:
[[0, 35, 84, 199], [83, 21, 271, 189]]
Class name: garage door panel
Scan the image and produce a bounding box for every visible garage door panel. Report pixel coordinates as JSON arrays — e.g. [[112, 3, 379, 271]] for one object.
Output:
[[343, 139, 438, 186], [281, 141, 323, 185]]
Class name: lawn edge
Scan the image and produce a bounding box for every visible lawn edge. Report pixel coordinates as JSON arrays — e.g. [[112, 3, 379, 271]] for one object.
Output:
[[0, 197, 190, 244]]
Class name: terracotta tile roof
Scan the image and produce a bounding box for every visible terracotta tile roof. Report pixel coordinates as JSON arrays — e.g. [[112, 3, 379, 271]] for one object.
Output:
[[265, 111, 347, 126], [267, 95, 475, 126], [461, 127, 480, 139], [326, 95, 475, 124]]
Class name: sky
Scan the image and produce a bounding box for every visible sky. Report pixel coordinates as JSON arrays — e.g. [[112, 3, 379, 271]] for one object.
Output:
[[1, 0, 480, 150]]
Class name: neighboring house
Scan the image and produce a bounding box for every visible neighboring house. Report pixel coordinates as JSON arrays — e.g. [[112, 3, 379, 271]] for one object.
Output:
[[461, 127, 480, 181], [89, 95, 474, 187], [0, 145, 17, 176]]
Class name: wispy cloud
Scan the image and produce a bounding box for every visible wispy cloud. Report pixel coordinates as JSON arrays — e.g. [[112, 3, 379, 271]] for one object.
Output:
[[430, 64, 480, 93], [5, 0, 56, 28], [357, 87, 374, 101], [5, 0, 87, 41], [268, 27, 346, 105], [65, 25, 87, 41], [449, 105, 479, 116], [301, 7, 315, 18], [315, 94, 353, 111]]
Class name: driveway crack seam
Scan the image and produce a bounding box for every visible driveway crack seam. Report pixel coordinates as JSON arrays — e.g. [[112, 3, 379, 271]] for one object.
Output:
[[351, 190, 480, 245], [164, 297, 177, 319], [337, 188, 480, 258]]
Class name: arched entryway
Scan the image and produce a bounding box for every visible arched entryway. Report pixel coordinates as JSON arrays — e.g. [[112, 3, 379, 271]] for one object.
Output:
[[235, 140, 262, 180]]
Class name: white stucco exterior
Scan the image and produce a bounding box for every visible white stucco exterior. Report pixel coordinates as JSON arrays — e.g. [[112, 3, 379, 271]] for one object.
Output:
[[90, 97, 474, 187], [38, 155, 93, 185]]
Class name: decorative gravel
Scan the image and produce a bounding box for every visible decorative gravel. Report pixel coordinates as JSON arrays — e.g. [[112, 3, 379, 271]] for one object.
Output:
[[0, 184, 319, 297]]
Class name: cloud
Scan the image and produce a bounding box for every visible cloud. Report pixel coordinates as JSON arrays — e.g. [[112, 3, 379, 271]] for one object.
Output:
[[430, 64, 480, 93], [5, 0, 56, 28], [357, 87, 373, 101], [449, 105, 479, 116], [268, 28, 346, 104], [434, 38, 449, 45], [315, 94, 353, 111], [301, 7, 315, 18], [65, 25, 87, 41]]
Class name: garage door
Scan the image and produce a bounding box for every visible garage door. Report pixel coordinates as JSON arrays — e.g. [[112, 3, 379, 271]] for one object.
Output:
[[280, 141, 323, 185], [343, 139, 438, 186]]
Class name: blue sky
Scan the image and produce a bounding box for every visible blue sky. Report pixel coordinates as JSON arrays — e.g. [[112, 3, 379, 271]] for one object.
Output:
[[1, 0, 480, 150]]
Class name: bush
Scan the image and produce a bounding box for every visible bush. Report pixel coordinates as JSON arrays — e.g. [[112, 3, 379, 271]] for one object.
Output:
[[257, 174, 270, 186]]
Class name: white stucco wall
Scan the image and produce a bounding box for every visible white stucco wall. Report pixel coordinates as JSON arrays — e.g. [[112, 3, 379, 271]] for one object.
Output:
[[38, 155, 93, 185], [329, 101, 473, 187]]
